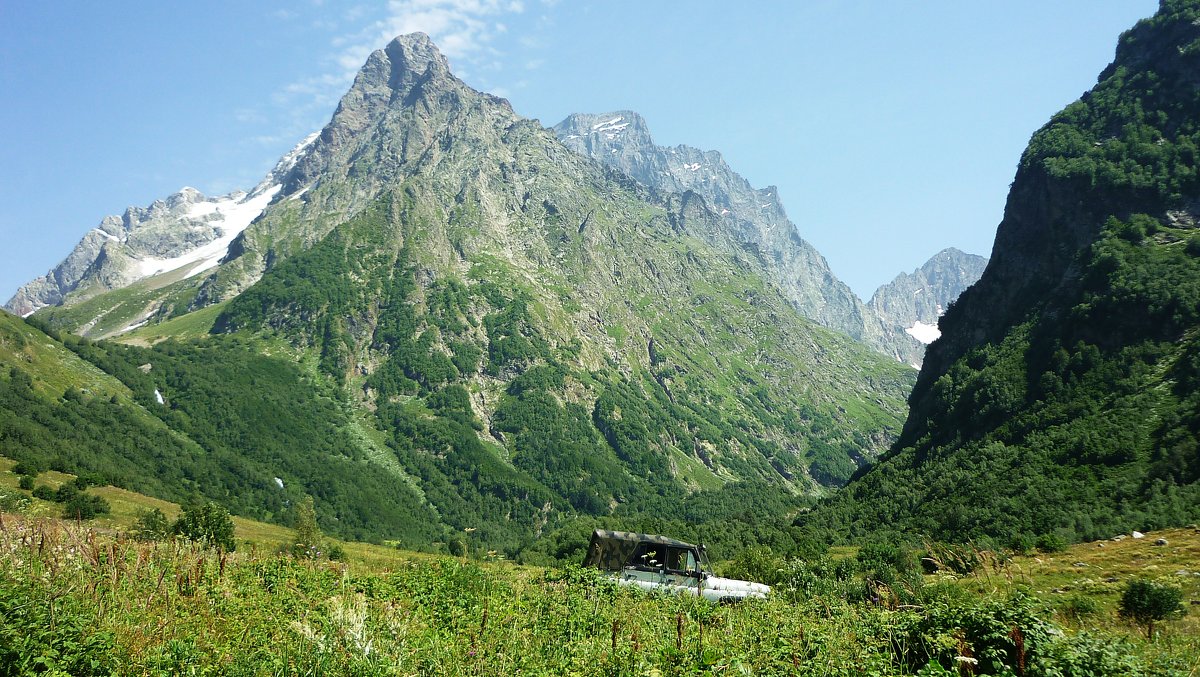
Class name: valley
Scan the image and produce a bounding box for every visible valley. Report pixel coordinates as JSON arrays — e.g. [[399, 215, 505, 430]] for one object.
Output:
[[2, 1, 1200, 674]]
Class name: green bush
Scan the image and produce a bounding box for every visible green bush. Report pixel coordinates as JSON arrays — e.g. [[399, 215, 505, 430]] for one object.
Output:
[[31, 485, 55, 501], [61, 493, 111, 521], [0, 579, 118, 675], [16, 475, 33, 491], [1059, 593, 1102, 622], [1035, 533, 1067, 553], [0, 491, 30, 514], [132, 508, 171, 542], [173, 501, 236, 551], [1119, 579, 1185, 638]]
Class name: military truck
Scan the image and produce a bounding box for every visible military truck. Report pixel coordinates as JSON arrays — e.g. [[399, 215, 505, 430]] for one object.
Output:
[[582, 530, 770, 602]]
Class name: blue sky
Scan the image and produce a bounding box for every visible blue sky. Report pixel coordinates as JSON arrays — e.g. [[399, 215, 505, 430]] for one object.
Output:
[[0, 0, 1158, 303]]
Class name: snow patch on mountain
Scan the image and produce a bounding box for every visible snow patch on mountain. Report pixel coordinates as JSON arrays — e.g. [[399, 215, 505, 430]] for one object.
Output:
[[136, 184, 281, 279], [905, 320, 941, 345]]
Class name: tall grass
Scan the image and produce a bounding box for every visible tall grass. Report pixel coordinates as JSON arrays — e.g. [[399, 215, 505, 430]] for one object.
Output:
[[0, 514, 1194, 676]]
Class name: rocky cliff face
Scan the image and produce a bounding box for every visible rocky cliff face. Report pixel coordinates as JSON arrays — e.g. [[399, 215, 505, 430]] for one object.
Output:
[[553, 111, 881, 346], [867, 248, 988, 367]]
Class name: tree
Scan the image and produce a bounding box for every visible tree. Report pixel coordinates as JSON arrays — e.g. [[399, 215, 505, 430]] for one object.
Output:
[[61, 493, 111, 521], [1119, 579, 1185, 638], [173, 501, 236, 551], [291, 496, 322, 559]]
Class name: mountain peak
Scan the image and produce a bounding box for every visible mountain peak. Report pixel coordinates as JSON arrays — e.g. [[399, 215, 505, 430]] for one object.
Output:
[[349, 32, 452, 102], [381, 32, 450, 80], [554, 111, 653, 148]]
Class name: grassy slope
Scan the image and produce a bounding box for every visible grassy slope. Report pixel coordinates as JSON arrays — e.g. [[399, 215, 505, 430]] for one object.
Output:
[[0, 457, 420, 569]]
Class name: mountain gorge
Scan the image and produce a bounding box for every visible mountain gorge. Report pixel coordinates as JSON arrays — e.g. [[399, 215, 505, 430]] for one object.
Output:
[[804, 0, 1200, 544], [1, 34, 918, 555]]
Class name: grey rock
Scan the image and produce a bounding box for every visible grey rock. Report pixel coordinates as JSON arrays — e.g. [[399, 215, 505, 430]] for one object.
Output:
[[867, 248, 988, 366], [553, 111, 877, 343]]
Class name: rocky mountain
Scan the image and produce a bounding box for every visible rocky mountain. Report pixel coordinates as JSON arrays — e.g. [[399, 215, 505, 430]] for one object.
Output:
[[5, 135, 317, 323], [553, 112, 882, 342], [867, 248, 989, 367], [1, 34, 916, 554], [552, 112, 985, 366], [803, 0, 1200, 544]]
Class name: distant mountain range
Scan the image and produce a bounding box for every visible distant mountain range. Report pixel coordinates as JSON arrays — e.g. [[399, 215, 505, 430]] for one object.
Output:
[[553, 111, 986, 367], [0, 33, 920, 554], [9, 113, 985, 368], [6, 3, 1195, 554]]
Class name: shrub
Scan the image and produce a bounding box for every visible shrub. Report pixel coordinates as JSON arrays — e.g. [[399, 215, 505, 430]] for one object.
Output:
[[132, 508, 170, 542], [12, 459, 45, 477], [1059, 593, 1102, 622], [0, 491, 31, 514], [31, 485, 55, 501], [173, 501, 236, 551], [1035, 533, 1067, 553], [1119, 579, 1185, 638], [17, 476, 34, 491], [53, 483, 79, 503], [290, 496, 322, 559], [326, 542, 346, 562], [61, 493, 111, 520], [722, 544, 784, 586]]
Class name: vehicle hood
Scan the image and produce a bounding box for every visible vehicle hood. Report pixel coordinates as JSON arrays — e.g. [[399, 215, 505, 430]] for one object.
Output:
[[706, 575, 770, 597]]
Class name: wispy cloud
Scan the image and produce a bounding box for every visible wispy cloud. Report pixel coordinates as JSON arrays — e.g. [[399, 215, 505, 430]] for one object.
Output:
[[336, 1, 525, 77], [274, 1, 526, 131]]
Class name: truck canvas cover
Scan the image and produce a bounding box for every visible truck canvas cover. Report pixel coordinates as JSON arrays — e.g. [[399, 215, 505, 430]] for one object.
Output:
[[582, 529, 697, 571]]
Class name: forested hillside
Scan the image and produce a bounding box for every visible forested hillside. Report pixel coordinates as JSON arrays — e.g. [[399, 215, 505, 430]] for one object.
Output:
[[803, 0, 1200, 545]]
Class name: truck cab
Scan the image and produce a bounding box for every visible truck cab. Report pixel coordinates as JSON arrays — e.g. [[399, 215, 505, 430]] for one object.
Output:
[[582, 529, 769, 602]]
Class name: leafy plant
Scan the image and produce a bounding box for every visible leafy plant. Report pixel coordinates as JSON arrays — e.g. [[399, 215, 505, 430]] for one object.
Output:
[[173, 501, 236, 551], [1119, 579, 1185, 638], [132, 508, 170, 542]]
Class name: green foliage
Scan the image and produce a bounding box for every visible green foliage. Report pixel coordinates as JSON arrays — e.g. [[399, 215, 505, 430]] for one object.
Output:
[[0, 577, 118, 675], [0, 490, 30, 514], [291, 496, 323, 559], [172, 501, 236, 551], [1036, 533, 1068, 554], [1119, 579, 1185, 638], [802, 2, 1200, 549], [3, 517, 1186, 676], [1059, 593, 1102, 623], [16, 475, 32, 491], [721, 545, 784, 586], [61, 492, 111, 521], [132, 508, 170, 542]]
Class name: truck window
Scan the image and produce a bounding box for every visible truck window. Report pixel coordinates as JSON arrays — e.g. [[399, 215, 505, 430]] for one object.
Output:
[[627, 542, 663, 569], [665, 546, 697, 573]]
